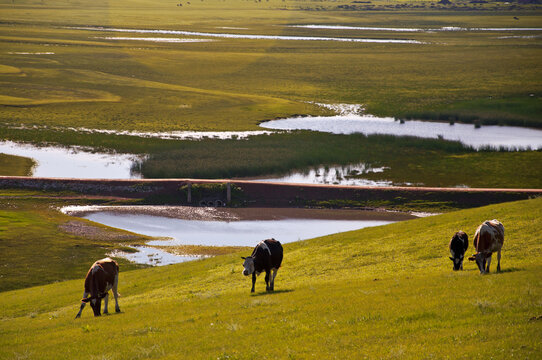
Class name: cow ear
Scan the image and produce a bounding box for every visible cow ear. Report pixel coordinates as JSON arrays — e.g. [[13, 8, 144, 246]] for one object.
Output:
[[241, 257, 246, 260], [468, 256, 476, 261], [449, 257, 454, 261]]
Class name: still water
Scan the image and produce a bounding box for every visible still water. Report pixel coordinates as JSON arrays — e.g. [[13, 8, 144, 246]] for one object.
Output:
[[83, 212, 392, 247], [83, 211, 393, 265], [260, 115, 542, 150], [0, 140, 142, 179], [70, 26, 425, 44]]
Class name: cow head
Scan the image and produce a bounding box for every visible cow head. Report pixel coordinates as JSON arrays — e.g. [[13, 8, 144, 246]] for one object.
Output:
[[449, 253, 464, 271], [241, 256, 254, 276], [81, 293, 107, 316], [468, 252, 487, 274]]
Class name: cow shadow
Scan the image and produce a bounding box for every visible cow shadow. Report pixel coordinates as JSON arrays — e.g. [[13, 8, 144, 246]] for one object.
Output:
[[250, 289, 294, 297], [495, 267, 522, 274]]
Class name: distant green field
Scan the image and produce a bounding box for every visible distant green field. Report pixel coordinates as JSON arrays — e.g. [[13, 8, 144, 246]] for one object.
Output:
[[1, 198, 540, 359], [0, 0, 541, 133], [1, 0, 541, 188]]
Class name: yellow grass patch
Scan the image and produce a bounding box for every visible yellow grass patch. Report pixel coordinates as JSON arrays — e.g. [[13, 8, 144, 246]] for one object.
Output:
[[0, 64, 21, 74]]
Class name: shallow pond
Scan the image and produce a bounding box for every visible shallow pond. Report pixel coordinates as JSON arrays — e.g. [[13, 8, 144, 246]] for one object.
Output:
[[260, 114, 542, 150], [75, 207, 396, 265], [83, 212, 392, 247], [0, 140, 142, 179]]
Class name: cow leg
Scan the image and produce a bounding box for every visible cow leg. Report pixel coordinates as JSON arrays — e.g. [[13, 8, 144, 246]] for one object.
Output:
[[251, 273, 256, 293], [103, 293, 109, 314], [265, 271, 270, 291], [270, 268, 278, 291], [485, 255, 492, 273], [75, 291, 89, 319], [113, 274, 121, 313], [496, 250, 501, 273]]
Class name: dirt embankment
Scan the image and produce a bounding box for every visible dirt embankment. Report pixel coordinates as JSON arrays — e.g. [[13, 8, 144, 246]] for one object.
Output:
[[1, 176, 540, 211]]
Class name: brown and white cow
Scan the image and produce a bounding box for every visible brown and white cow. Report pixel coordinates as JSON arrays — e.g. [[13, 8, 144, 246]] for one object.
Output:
[[468, 220, 504, 274], [75, 258, 120, 318], [242, 239, 283, 293]]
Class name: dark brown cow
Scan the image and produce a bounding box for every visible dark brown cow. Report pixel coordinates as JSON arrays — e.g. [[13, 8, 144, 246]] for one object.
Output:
[[468, 220, 504, 274], [75, 258, 120, 318]]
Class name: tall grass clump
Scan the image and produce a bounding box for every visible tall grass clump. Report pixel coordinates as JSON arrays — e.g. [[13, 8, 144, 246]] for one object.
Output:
[[134, 131, 472, 179]]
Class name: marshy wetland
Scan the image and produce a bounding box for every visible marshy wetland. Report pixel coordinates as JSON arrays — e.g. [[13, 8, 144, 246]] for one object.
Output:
[[1, 0, 542, 358]]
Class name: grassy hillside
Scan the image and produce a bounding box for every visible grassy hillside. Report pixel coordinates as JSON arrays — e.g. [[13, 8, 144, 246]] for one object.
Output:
[[0, 194, 149, 291], [1, 198, 540, 359]]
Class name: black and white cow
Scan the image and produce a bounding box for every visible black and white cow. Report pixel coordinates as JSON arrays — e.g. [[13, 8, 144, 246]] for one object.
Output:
[[449, 231, 469, 271], [242, 238, 283, 293], [75, 258, 120, 318]]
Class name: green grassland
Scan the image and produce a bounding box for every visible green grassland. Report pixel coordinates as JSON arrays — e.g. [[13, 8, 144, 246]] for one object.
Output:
[[0, 0, 541, 133], [0, 197, 540, 359], [0, 153, 34, 176], [0, 195, 149, 291]]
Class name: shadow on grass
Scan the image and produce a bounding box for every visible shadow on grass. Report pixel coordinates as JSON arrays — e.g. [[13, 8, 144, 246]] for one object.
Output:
[[250, 289, 294, 297], [495, 267, 523, 274]]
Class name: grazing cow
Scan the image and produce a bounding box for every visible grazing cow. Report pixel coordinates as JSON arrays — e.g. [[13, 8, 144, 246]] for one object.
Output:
[[242, 238, 283, 293], [468, 220, 504, 274], [449, 231, 469, 271], [75, 258, 120, 318]]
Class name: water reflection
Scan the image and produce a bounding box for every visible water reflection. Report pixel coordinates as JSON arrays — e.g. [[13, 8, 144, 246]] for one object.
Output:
[[108, 246, 200, 266], [258, 163, 392, 186], [84, 212, 392, 248], [0, 141, 142, 179]]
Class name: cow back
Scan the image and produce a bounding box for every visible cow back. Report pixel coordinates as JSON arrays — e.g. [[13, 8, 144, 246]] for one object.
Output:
[[84, 258, 119, 295], [473, 220, 504, 254], [449, 231, 468, 255], [265, 239, 283, 269], [252, 239, 283, 273]]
